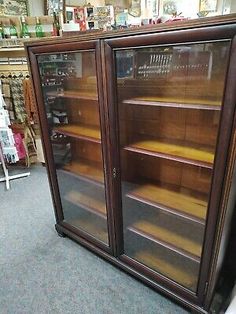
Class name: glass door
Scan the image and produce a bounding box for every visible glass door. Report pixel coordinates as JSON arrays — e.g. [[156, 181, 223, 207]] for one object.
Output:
[[115, 41, 231, 291], [37, 49, 109, 246]]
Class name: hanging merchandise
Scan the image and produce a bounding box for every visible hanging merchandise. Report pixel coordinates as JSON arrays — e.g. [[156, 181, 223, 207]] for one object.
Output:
[[0, 129, 18, 163], [23, 125, 38, 167], [0, 77, 15, 121], [13, 132, 26, 160], [0, 81, 19, 163], [23, 78, 39, 124], [0, 73, 38, 167], [10, 77, 27, 123], [0, 80, 30, 190]]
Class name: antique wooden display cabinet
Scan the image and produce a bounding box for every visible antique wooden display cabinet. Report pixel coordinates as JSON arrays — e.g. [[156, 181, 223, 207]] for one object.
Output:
[[25, 15, 236, 313]]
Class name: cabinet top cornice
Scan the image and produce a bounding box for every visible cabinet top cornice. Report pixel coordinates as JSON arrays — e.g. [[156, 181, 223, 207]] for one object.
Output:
[[24, 13, 236, 49]]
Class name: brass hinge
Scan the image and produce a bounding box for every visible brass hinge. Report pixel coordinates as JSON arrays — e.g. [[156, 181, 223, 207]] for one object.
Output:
[[204, 282, 209, 295], [112, 167, 117, 179]]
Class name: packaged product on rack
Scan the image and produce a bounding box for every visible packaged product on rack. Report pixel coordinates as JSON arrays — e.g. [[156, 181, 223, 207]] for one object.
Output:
[[0, 84, 19, 163]]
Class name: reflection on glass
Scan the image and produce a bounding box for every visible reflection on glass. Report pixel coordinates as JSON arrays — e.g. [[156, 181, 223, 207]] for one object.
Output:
[[37, 51, 108, 245], [116, 41, 230, 291]]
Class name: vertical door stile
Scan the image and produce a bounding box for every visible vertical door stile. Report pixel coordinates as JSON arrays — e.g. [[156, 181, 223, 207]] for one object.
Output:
[[103, 40, 124, 256], [96, 39, 116, 255]]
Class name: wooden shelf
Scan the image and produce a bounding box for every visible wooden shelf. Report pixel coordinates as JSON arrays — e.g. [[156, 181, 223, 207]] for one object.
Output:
[[62, 159, 104, 186], [128, 220, 202, 262], [0, 64, 28, 71], [38, 60, 75, 63], [126, 183, 207, 224], [132, 250, 197, 290], [67, 216, 108, 244], [64, 190, 107, 219], [124, 139, 214, 169], [42, 83, 62, 88], [47, 90, 98, 101], [54, 124, 101, 143], [123, 96, 221, 111], [0, 47, 25, 52]]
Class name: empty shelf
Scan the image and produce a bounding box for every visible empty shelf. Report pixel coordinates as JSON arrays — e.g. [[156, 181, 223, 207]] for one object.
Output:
[[66, 216, 108, 244], [64, 190, 107, 219], [132, 249, 198, 290], [47, 90, 98, 101], [128, 220, 202, 261], [54, 124, 101, 143], [62, 159, 104, 186], [123, 96, 221, 111], [124, 139, 214, 168], [126, 183, 207, 223]]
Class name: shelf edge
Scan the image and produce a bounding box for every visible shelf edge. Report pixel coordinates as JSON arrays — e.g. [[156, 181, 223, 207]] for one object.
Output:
[[59, 168, 105, 188], [126, 192, 206, 226], [122, 99, 221, 111], [124, 146, 213, 169], [64, 194, 107, 220], [127, 225, 201, 263], [54, 128, 101, 144]]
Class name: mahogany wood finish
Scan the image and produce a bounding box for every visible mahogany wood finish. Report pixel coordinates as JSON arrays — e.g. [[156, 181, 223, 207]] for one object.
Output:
[[25, 15, 236, 314]]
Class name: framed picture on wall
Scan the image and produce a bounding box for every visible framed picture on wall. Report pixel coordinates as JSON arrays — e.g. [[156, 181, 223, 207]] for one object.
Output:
[[199, 0, 218, 12], [128, 0, 141, 17], [44, 0, 65, 16], [161, 0, 178, 15], [159, 0, 189, 16], [0, 0, 28, 16]]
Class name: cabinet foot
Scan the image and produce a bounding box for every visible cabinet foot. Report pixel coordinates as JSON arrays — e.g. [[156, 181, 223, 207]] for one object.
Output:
[[55, 225, 66, 238], [190, 310, 204, 314], [57, 231, 66, 238]]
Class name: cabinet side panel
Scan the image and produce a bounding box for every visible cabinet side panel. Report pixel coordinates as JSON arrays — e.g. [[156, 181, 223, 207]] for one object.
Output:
[[205, 114, 236, 309]]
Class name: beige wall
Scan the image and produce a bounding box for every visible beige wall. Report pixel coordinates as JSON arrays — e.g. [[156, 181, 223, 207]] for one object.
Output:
[[230, 0, 236, 12], [65, 0, 85, 5], [28, 0, 44, 16], [65, 0, 105, 6]]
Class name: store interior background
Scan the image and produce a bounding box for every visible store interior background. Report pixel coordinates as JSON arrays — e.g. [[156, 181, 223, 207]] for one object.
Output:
[[28, 0, 236, 21]]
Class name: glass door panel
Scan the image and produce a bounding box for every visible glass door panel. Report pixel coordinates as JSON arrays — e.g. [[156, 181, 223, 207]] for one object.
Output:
[[37, 51, 108, 245], [115, 41, 231, 291]]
